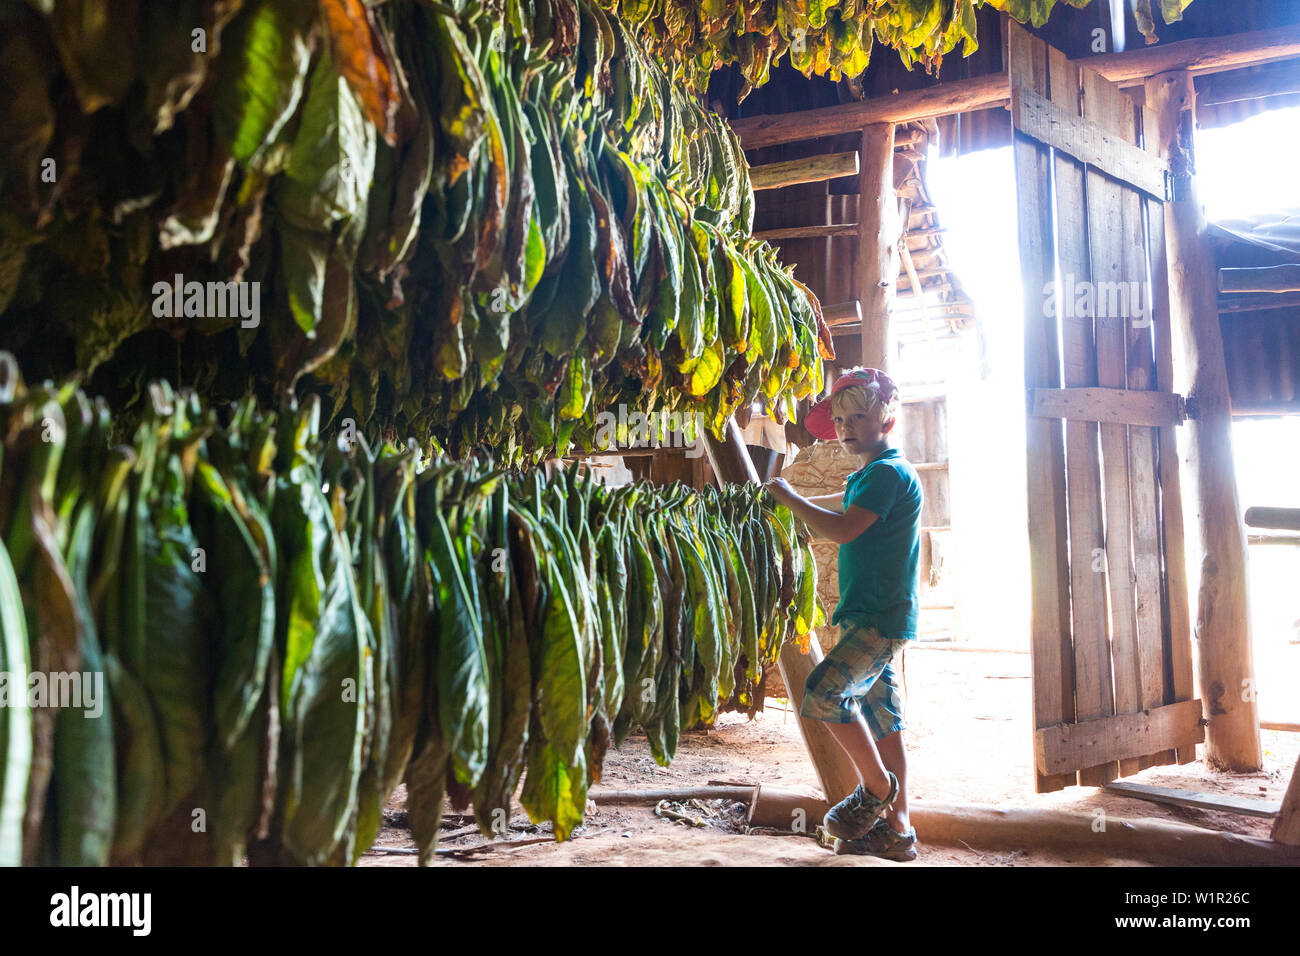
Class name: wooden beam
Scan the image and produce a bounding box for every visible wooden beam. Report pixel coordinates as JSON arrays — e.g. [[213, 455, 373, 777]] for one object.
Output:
[[749, 150, 859, 191], [1218, 264, 1300, 294], [857, 123, 898, 369], [821, 300, 862, 327], [1084, 25, 1300, 89], [1034, 700, 1205, 775], [1231, 401, 1300, 416], [1104, 780, 1280, 818], [1147, 69, 1262, 772], [753, 222, 860, 242], [1198, 60, 1300, 106], [588, 786, 756, 805], [1218, 291, 1300, 313], [1011, 84, 1170, 198], [1030, 387, 1184, 426], [1243, 506, 1300, 531], [732, 73, 1009, 149], [1248, 533, 1300, 546]]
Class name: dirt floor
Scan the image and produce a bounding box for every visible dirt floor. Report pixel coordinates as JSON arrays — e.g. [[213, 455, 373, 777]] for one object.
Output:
[[359, 643, 1300, 867]]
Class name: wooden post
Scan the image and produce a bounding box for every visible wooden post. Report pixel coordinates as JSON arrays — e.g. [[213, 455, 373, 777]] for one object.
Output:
[[857, 123, 898, 369], [1144, 70, 1261, 772], [700, 418, 859, 806], [1274, 752, 1300, 845]]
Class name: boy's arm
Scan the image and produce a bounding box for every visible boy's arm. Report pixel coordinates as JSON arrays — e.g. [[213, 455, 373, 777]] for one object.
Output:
[[805, 492, 844, 509], [763, 478, 877, 545]]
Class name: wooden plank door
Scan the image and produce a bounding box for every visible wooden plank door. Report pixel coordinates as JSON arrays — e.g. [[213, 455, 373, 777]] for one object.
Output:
[[1008, 21, 1203, 792]]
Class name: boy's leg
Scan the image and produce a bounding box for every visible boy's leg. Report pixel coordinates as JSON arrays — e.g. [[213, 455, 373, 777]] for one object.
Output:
[[800, 624, 901, 803], [823, 719, 893, 801], [875, 731, 909, 832], [861, 656, 909, 832]]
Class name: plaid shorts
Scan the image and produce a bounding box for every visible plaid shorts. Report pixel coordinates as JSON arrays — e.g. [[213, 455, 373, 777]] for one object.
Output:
[[799, 621, 907, 738]]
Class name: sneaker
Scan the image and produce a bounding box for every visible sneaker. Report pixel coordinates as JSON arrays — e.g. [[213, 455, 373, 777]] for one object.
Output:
[[835, 816, 919, 861], [822, 772, 899, 841]]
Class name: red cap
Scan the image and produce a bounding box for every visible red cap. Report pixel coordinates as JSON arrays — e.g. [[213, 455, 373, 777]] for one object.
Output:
[[802, 367, 900, 441]]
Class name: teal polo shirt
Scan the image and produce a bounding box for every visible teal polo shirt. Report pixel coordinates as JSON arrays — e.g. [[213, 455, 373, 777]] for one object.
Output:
[[833, 447, 923, 640]]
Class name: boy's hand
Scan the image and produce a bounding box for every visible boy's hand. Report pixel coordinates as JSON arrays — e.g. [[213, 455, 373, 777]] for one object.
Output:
[[764, 477, 795, 503]]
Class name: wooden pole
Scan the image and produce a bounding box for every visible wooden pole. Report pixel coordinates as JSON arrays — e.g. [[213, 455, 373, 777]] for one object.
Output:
[[1274, 752, 1300, 845], [775, 641, 862, 807], [857, 123, 898, 369], [699, 419, 860, 807], [749, 151, 859, 191], [1144, 70, 1261, 772], [1244, 507, 1300, 531]]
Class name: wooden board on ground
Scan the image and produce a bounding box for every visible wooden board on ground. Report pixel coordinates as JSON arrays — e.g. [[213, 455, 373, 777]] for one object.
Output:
[[1104, 780, 1280, 818]]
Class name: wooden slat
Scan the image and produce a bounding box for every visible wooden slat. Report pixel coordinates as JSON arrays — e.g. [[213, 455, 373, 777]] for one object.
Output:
[[822, 300, 862, 327], [1119, 164, 1174, 774], [1035, 700, 1205, 775], [1143, 96, 1197, 766], [1030, 387, 1182, 426], [1011, 83, 1169, 198], [1081, 66, 1144, 778], [749, 151, 859, 191], [1218, 265, 1300, 294], [1217, 291, 1300, 313], [1010, 22, 1074, 794], [752, 222, 860, 242], [1048, 45, 1115, 788], [1092, 67, 1175, 772], [1104, 780, 1281, 818]]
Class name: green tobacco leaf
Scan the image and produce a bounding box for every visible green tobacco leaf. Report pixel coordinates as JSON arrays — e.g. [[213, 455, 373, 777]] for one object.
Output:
[[278, 40, 376, 232], [428, 509, 489, 788], [273, 404, 368, 865], [191, 462, 275, 750], [48, 0, 140, 114], [0, 536, 32, 866], [50, 503, 115, 866], [213, 0, 316, 168]]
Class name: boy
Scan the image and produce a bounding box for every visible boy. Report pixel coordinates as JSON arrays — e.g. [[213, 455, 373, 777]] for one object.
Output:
[[764, 367, 923, 860]]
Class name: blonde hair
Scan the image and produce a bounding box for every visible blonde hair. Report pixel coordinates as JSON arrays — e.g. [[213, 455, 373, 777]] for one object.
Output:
[[830, 384, 897, 428]]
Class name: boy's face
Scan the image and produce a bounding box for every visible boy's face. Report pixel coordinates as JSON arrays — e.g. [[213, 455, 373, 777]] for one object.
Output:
[[832, 406, 894, 452]]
